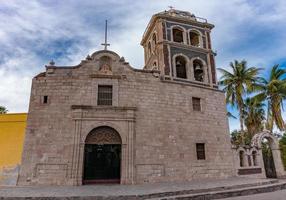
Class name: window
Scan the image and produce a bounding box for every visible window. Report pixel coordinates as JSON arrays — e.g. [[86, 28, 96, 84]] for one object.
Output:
[[239, 151, 245, 167], [189, 31, 200, 47], [248, 155, 252, 166], [97, 85, 112, 106], [172, 28, 184, 43], [43, 96, 48, 104], [192, 97, 201, 111], [252, 151, 258, 166], [175, 56, 187, 79], [193, 59, 204, 82], [196, 143, 206, 160]]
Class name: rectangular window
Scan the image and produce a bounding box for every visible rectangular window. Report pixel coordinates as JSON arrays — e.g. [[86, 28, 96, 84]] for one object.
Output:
[[192, 97, 201, 111], [196, 143, 206, 160], [43, 96, 48, 104], [97, 85, 112, 106]]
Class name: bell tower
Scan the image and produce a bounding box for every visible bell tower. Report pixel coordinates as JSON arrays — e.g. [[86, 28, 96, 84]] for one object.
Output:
[[141, 8, 217, 87]]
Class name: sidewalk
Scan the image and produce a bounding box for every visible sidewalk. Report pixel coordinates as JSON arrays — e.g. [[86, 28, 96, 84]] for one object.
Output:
[[0, 177, 277, 197]]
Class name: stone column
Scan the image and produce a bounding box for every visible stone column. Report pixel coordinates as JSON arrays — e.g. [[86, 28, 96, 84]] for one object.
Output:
[[272, 148, 286, 178]]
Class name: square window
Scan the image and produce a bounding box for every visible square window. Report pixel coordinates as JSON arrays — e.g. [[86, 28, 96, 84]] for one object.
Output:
[[97, 85, 112, 106], [43, 96, 48, 104], [196, 143, 206, 160], [192, 97, 201, 111]]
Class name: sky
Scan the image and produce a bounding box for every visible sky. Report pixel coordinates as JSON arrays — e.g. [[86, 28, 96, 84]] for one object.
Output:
[[0, 0, 286, 131]]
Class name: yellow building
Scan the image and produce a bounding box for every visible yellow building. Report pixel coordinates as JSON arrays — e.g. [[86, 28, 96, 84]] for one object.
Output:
[[0, 113, 27, 186]]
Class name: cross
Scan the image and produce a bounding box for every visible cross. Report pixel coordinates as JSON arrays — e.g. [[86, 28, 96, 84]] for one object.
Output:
[[101, 20, 110, 50], [168, 6, 175, 10]]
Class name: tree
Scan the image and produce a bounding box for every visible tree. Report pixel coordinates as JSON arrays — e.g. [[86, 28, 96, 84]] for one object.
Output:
[[218, 60, 262, 131], [0, 106, 8, 114], [244, 97, 265, 137], [254, 64, 286, 132], [231, 129, 252, 145]]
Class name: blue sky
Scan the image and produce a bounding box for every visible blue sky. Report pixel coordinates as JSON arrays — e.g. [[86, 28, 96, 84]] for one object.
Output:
[[0, 0, 286, 131]]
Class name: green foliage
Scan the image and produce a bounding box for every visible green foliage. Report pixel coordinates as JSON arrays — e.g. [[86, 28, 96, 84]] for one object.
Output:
[[0, 106, 8, 114], [254, 64, 286, 131], [221, 62, 286, 136], [244, 97, 265, 137], [218, 60, 262, 131], [231, 130, 252, 146]]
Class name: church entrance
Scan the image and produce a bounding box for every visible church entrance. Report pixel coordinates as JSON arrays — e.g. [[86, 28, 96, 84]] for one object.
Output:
[[83, 126, 122, 184]]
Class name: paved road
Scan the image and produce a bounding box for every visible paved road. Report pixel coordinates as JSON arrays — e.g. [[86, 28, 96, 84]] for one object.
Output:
[[224, 189, 286, 200]]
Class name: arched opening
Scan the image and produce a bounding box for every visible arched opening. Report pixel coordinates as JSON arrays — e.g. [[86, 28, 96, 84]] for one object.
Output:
[[252, 151, 258, 166], [175, 56, 187, 79], [83, 126, 122, 184], [193, 59, 204, 82], [189, 31, 200, 47], [262, 138, 277, 178], [172, 28, 184, 43], [239, 150, 245, 167]]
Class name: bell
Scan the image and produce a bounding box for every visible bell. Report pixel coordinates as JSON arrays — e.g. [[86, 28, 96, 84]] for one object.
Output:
[[195, 64, 203, 73]]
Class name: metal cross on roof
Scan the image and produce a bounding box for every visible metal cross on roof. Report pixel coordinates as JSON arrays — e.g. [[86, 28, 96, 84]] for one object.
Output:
[[101, 20, 110, 50], [168, 6, 175, 10]]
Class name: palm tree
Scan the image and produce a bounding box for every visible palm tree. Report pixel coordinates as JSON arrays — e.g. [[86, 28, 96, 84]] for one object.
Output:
[[244, 97, 265, 137], [218, 60, 262, 131], [0, 106, 8, 114], [254, 64, 286, 132]]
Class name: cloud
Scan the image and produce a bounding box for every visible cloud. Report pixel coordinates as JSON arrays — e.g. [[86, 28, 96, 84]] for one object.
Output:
[[0, 0, 286, 132]]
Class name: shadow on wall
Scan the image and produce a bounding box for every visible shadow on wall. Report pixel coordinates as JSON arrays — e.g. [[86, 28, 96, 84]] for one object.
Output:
[[0, 165, 20, 186]]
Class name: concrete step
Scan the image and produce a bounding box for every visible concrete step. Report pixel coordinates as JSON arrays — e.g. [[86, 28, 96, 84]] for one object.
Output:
[[148, 180, 286, 200]]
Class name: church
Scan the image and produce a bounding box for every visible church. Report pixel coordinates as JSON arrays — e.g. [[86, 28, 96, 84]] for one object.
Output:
[[18, 9, 235, 186]]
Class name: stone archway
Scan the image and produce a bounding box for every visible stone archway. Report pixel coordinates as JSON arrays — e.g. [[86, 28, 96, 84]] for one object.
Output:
[[251, 131, 285, 178], [83, 126, 122, 184]]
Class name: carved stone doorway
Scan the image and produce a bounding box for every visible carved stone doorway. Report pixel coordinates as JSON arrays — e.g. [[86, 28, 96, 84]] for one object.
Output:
[[83, 126, 122, 184]]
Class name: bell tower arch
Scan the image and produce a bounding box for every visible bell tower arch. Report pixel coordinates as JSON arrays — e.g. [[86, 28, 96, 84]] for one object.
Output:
[[141, 8, 217, 87]]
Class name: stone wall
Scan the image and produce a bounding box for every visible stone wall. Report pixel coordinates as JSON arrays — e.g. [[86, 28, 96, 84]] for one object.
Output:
[[18, 50, 235, 186]]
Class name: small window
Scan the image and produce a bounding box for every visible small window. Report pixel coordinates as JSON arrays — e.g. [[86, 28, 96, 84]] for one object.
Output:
[[172, 28, 184, 43], [192, 97, 201, 111], [97, 85, 112, 106], [196, 143, 206, 160], [43, 96, 48, 104]]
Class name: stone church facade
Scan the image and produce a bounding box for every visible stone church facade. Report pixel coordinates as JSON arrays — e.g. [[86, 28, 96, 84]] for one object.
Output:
[[18, 9, 235, 186]]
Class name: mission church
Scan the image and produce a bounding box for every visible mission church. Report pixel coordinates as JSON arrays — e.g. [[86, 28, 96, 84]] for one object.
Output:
[[18, 9, 236, 186]]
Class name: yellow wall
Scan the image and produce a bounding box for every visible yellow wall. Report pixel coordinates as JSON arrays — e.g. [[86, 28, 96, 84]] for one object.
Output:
[[0, 113, 27, 169]]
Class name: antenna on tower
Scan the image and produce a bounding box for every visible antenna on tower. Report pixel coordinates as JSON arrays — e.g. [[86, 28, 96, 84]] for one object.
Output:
[[101, 20, 110, 50]]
